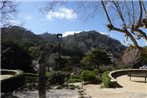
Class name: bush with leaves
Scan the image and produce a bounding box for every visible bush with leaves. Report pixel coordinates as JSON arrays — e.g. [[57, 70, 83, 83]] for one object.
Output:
[[1, 40, 34, 72], [80, 70, 99, 83], [101, 71, 111, 88], [48, 71, 67, 85], [68, 76, 81, 83]]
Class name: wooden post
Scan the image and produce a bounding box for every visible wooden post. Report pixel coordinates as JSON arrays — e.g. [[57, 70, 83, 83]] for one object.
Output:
[[39, 51, 46, 98]]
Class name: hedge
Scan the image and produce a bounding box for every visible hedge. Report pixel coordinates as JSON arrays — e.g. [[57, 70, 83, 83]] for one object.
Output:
[[48, 71, 67, 85], [1, 70, 25, 93], [80, 70, 98, 82], [68, 76, 81, 83]]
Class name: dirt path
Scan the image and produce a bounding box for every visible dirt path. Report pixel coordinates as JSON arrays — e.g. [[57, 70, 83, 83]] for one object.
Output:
[[83, 75, 147, 98]]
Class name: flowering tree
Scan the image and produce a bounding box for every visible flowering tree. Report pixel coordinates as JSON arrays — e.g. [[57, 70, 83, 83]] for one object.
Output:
[[122, 46, 141, 68]]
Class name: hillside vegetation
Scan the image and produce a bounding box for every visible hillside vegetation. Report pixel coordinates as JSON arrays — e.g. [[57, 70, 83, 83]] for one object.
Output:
[[1, 26, 127, 72]]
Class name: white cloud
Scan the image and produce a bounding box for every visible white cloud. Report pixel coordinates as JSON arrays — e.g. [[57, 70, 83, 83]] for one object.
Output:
[[99, 31, 109, 35], [46, 7, 77, 20], [9, 20, 21, 25], [62, 30, 110, 37], [63, 31, 81, 37]]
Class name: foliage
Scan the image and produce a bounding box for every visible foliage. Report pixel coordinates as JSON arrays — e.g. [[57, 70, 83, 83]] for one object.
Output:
[[48, 71, 66, 85], [101, 71, 111, 88], [94, 69, 99, 75], [63, 31, 126, 58], [99, 65, 115, 73], [80, 48, 111, 69], [1, 40, 34, 72], [68, 76, 81, 83], [1, 26, 43, 44], [28, 46, 40, 58], [25, 73, 39, 77], [122, 46, 144, 68], [141, 46, 147, 65], [1, 26, 126, 72], [80, 70, 98, 82]]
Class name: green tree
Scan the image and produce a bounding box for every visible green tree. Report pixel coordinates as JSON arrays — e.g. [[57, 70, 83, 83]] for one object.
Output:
[[1, 40, 34, 72], [80, 48, 111, 70]]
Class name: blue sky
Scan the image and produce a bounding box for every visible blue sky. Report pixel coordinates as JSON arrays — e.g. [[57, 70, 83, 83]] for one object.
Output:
[[9, 0, 146, 46]]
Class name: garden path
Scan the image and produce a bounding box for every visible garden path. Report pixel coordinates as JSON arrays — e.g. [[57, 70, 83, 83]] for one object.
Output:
[[83, 75, 147, 98]]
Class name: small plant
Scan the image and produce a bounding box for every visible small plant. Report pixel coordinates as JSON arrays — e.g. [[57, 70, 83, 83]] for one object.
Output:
[[101, 71, 111, 88], [94, 69, 99, 75]]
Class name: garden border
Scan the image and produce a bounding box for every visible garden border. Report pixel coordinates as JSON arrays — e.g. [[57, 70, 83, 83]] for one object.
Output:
[[1, 69, 25, 94], [109, 69, 147, 88]]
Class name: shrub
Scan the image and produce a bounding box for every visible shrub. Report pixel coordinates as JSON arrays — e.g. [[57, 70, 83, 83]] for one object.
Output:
[[1, 70, 25, 93], [1, 41, 34, 73], [68, 76, 81, 83], [48, 71, 66, 85], [94, 69, 99, 75], [80, 70, 98, 82], [25, 73, 38, 77], [101, 71, 111, 88]]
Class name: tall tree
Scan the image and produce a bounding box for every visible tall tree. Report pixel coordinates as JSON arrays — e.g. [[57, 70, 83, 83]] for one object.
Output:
[[80, 48, 111, 70]]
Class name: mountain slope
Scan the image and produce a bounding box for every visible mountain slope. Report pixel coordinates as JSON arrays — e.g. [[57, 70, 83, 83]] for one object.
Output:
[[1, 26, 44, 44], [1, 26, 126, 58], [62, 30, 126, 57]]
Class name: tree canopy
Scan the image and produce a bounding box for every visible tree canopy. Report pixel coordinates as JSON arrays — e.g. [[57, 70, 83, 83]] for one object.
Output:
[[80, 48, 111, 70], [1, 40, 34, 72]]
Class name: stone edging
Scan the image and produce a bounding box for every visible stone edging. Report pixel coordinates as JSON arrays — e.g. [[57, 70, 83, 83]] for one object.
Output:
[[1, 69, 25, 94], [108, 69, 147, 87]]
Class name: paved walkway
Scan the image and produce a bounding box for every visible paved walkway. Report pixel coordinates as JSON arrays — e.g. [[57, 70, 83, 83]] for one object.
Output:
[[0, 75, 13, 80], [83, 75, 147, 98], [5, 75, 147, 98]]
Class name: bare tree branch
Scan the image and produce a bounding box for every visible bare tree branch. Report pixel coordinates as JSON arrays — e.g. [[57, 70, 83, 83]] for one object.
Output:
[[101, 0, 112, 25], [0, 0, 18, 26], [135, 1, 143, 29], [113, 1, 126, 27]]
